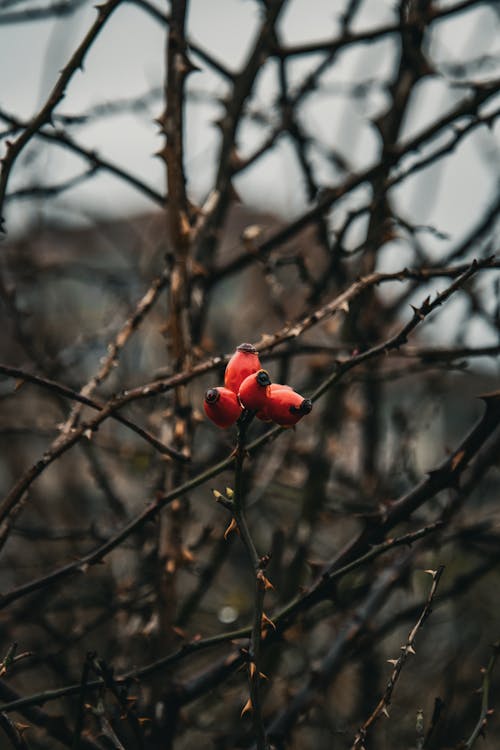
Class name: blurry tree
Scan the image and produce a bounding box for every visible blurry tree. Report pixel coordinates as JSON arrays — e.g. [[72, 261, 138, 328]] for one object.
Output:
[[0, 1, 499, 749]]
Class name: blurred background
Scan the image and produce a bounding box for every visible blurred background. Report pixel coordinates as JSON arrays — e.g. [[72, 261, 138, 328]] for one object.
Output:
[[0, 1, 499, 748]]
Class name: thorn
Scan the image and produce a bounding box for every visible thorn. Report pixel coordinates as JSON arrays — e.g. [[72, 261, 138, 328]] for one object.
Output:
[[241, 697, 253, 717], [424, 569, 437, 577], [407, 645, 416, 655], [224, 517, 238, 540], [154, 107, 169, 132], [421, 295, 431, 310], [410, 304, 425, 320], [14, 723, 31, 736], [257, 570, 274, 590], [261, 612, 276, 630], [171, 625, 186, 639], [381, 706, 390, 718], [154, 145, 169, 163], [387, 658, 398, 666], [450, 449, 465, 471], [225, 486, 234, 499], [181, 547, 195, 563], [212, 116, 226, 132], [176, 52, 201, 77], [249, 662, 256, 678]]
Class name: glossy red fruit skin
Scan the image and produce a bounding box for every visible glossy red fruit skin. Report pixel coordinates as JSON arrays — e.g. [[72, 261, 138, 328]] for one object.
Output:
[[224, 343, 261, 393], [264, 387, 312, 426], [204, 387, 242, 428], [257, 384, 293, 421], [238, 369, 272, 411]]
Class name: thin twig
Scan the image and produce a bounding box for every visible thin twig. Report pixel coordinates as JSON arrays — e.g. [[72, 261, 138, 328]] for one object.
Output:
[[351, 566, 445, 749], [462, 642, 500, 749], [231, 414, 268, 750], [0, 0, 124, 231], [0, 260, 494, 602]]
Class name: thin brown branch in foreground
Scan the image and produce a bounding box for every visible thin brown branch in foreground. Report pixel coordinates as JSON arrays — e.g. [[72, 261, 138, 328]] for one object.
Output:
[[351, 566, 445, 749]]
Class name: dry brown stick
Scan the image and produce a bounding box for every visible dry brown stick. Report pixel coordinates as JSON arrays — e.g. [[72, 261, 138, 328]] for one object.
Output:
[[0, 0, 124, 231], [0, 0, 85, 24], [0, 256, 494, 553], [351, 566, 445, 749], [211, 79, 500, 283], [264, 555, 413, 747], [4, 167, 97, 202], [230, 416, 269, 750], [90, 257, 500, 402], [0, 682, 102, 750], [0, 106, 165, 207], [192, 0, 286, 264], [130, 0, 234, 80], [58, 267, 170, 437], [153, 0, 195, 665], [1, 524, 496, 729], [252, 256, 498, 357], [0, 523, 440, 718], [0, 262, 492, 622], [0, 712, 30, 750], [0, 364, 187, 462], [309, 257, 497, 403], [461, 642, 500, 749], [277, 0, 485, 58]]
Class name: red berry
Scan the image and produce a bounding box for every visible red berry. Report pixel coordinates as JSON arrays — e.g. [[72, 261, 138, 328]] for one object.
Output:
[[204, 387, 242, 428], [256, 384, 293, 421], [224, 343, 261, 393], [238, 369, 272, 411], [263, 386, 312, 426]]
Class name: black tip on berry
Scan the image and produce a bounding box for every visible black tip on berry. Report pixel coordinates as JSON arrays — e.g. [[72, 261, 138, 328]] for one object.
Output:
[[290, 398, 313, 415], [301, 399, 313, 414], [205, 388, 220, 404], [256, 370, 272, 387], [237, 342, 256, 353]]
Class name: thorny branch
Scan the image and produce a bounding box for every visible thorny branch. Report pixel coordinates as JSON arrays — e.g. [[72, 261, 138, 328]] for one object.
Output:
[[461, 643, 500, 750], [351, 566, 445, 749], [0, 0, 125, 230], [0, 259, 493, 602], [0, 0, 499, 747]]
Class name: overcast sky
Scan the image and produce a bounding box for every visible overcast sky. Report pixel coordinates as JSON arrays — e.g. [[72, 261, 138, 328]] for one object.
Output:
[[0, 0, 499, 238]]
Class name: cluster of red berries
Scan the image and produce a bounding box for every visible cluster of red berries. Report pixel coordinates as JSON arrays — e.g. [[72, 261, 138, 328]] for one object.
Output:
[[204, 343, 312, 428]]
